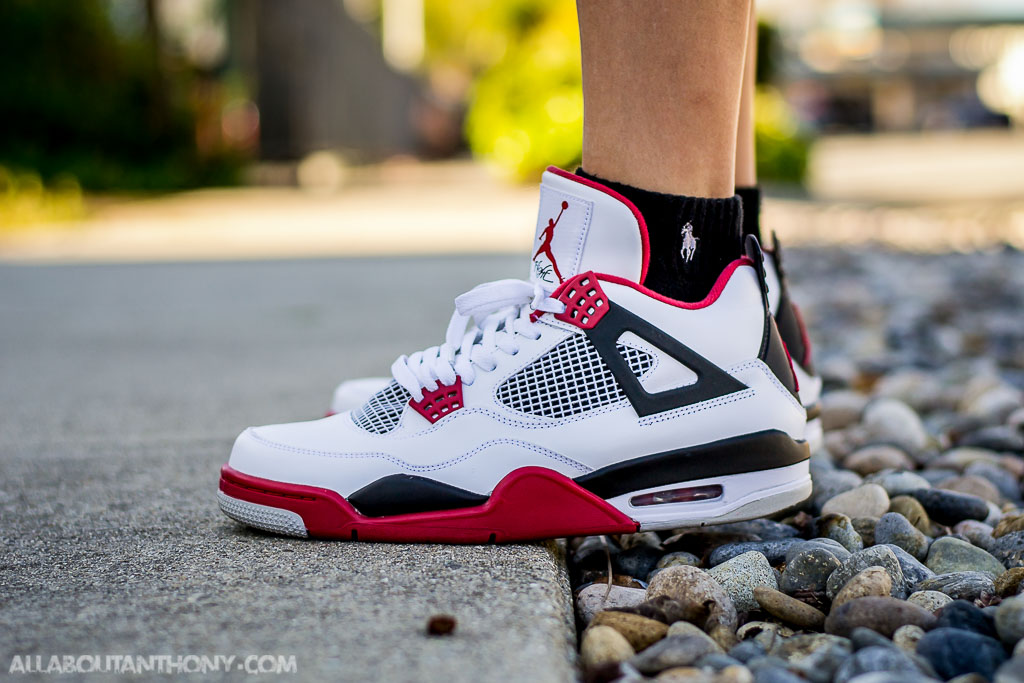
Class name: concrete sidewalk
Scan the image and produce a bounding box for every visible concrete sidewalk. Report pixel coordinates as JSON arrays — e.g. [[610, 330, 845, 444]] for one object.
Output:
[[0, 256, 578, 681]]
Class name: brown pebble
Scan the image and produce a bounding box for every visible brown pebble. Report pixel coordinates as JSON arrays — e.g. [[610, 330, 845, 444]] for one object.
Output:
[[427, 614, 457, 636], [753, 586, 826, 631], [995, 567, 1024, 597], [994, 515, 1024, 539], [831, 566, 893, 611], [889, 495, 931, 534], [824, 596, 937, 637], [591, 610, 669, 651]]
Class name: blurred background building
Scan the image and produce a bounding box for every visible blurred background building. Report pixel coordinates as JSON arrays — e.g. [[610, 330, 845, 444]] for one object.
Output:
[[1, 0, 1023, 248]]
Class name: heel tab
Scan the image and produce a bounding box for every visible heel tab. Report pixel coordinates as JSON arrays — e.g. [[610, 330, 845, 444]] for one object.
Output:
[[744, 234, 771, 314]]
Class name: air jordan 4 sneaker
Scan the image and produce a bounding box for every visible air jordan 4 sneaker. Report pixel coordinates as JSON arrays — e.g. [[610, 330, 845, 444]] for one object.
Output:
[[327, 233, 823, 451], [219, 167, 811, 542]]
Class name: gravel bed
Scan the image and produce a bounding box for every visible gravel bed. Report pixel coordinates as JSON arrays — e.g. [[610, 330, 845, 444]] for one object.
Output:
[[569, 246, 1024, 683]]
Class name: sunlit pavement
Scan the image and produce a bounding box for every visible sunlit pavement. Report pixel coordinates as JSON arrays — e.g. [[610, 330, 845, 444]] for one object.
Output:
[[0, 255, 577, 682], [2, 132, 1024, 266]]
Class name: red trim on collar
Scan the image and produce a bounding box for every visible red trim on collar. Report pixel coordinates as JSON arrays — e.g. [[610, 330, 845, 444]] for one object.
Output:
[[545, 166, 651, 283]]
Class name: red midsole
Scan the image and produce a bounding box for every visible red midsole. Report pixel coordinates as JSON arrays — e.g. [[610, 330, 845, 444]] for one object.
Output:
[[219, 465, 638, 543]]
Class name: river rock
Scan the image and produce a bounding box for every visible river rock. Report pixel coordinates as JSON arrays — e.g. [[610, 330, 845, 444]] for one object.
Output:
[[867, 470, 932, 498], [990, 531, 1024, 569], [581, 625, 636, 668], [813, 469, 865, 512], [939, 475, 1003, 505], [657, 552, 702, 569], [932, 447, 1002, 472], [577, 584, 648, 624], [877, 544, 936, 589], [995, 596, 1024, 646], [995, 567, 1024, 596], [892, 625, 925, 653], [965, 462, 1021, 504], [906, 590, 953, 613], [785, 538, 852, 563], [994, 515, 1024, 539], [666, 621, 724, 654], [822, 485, 891, 520], [709, 540, 804, 567], [781, 547, 843, 595], [832, 567, 894, 609], [826, 547, 905, 600], [862, 398, 929, 452], [953, 520, 996, 551], [630, 635, 721, 675], [888, 496, 932, 534], [911, 489, 990, 526], [833, 645, 924, 683], [818, 514, 865, 553], [915, 572, 996, 601], [615, 544, 665, 579], [926, 536, 1005, 577], [843, 446, 915, 476], [753, 586, 826, 630], [708, 551, 777, 613], [825, 597, 936, 638], [591, 610, 669, 651], [821, 390, 868, 431], [874, 512, 930, 561], [916, 627, 1008, 680], [935, 600, 997, 638], [995, 657, 1024, 683], [646, 566, 738, 632]]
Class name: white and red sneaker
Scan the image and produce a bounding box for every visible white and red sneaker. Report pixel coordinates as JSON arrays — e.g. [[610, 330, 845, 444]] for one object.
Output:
[[218, 167, 811, 542], [326, 238, 824, 451]]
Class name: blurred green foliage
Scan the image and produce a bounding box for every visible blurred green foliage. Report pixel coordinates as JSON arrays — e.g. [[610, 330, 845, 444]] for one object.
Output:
[[426, 1, 807, 184], [0, 0, 239, 193], [0, 167, 84, 229]]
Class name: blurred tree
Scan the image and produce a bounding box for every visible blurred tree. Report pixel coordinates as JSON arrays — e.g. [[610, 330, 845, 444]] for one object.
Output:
[[0, 0, 239, 192]]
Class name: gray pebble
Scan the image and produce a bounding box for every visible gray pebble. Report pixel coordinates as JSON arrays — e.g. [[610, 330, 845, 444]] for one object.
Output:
[[709, 539, 804, 567], [781, 547, 843, 595], [866, 470, 933, 498], [834, 646, 924, 683], [827, 546, 907, 600], [991, 531, 1024, 569], [915, 572, 996, 601], [709, 551, 778, 613], [995, 596, 1024, 646], [911, 489, 990, 526], [629, 634, 720, 675], [875, 513, 931, 561], [907, 590, 953, 613], [925, 536, 1005, 577]]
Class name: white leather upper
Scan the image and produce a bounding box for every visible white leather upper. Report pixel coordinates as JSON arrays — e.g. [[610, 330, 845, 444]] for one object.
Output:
[[529, 169, 646, 286], [230, 262, 806, 498], [233, 169, 808, 499]]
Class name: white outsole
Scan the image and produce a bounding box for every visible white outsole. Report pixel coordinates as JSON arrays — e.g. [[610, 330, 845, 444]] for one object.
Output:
[[218, 490, 308, 538], [606, 460, 812, 531]]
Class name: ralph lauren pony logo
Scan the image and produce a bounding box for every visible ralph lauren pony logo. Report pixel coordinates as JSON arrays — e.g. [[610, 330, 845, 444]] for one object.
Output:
[[533, 200, 569, 284]]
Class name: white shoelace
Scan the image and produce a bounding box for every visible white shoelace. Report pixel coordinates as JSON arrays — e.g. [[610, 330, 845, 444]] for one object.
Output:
[[391, 279, 567, 401]]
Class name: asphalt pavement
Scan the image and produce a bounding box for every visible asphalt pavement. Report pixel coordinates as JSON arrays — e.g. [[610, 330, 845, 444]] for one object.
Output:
[[0, 255, 578, 681]]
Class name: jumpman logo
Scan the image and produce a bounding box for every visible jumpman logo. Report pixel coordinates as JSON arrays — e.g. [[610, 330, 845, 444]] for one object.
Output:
[[533, 200, 569, 283], [680, 221, 698, 263]]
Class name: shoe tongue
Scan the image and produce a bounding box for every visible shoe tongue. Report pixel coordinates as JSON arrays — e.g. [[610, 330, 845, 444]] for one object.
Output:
[[529, 166, 649, 287]]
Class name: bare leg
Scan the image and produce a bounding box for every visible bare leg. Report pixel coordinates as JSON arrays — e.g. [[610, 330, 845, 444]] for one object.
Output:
[[577, 0, 753, 198], [735, 4, 758, 188]]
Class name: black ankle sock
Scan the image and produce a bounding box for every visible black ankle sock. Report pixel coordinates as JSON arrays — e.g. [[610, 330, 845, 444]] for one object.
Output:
[[735, 186, 762, 242], [577, 169, 744, 302]]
